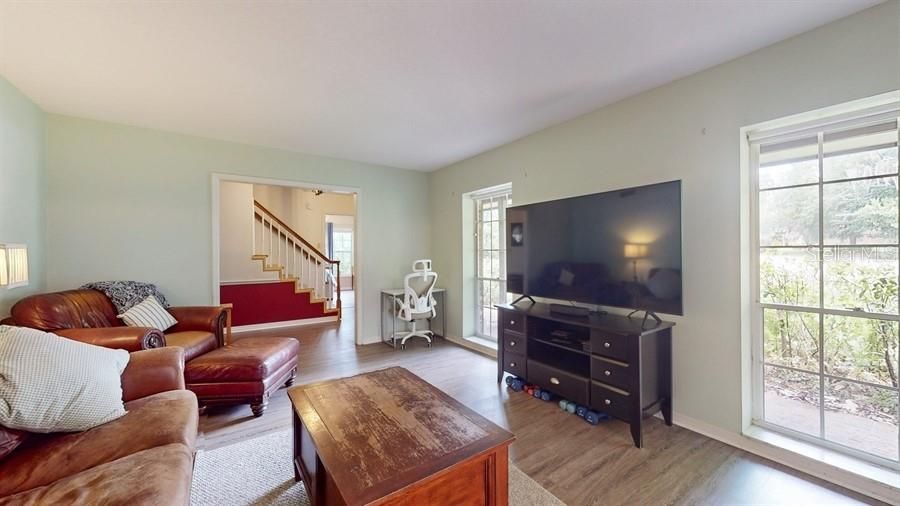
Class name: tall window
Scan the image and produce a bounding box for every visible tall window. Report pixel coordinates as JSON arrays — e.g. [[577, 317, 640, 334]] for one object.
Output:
[[332, 230, 353, 277], [750, 103, 900, 466], [474, 186, 512, 340]]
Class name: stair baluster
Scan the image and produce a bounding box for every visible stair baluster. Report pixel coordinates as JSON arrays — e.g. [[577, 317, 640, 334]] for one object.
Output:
[[267, 219, 272, 259], [251, 200, 341, 318]]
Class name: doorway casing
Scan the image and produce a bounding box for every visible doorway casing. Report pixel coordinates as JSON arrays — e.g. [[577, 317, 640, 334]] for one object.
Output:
[[210, 173, 362, 345]]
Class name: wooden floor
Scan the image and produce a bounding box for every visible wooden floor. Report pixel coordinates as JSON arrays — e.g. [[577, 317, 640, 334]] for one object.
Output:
[[199, 315, 883, 505]]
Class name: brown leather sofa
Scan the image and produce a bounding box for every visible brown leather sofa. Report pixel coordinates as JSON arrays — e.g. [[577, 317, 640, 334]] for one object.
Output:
[[6, 289, 299, 417], [5, 289, 227, 358], [0, 345, 197, 505]]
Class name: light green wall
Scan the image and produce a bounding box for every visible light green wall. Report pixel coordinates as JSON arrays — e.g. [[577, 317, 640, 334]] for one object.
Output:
[[45, 115, 430, 343], [0, 76, 45, 315], [429, 1, 900, 433]]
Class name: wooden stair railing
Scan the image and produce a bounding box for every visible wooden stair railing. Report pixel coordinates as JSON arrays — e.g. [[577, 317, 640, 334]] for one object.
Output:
[[251, 200, 341, 318]]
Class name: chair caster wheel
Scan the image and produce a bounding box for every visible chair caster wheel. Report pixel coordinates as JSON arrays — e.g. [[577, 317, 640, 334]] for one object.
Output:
[[400, 344, 406, 350], [427, 342, 432, 348]]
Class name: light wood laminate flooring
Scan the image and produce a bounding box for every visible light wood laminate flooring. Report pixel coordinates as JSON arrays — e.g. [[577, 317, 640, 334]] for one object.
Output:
[[198, 315, 884, 505]]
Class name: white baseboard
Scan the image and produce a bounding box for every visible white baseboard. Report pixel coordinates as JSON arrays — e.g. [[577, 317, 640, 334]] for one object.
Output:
[[669, 412, 900, 504], [232, 316, 338, 333]]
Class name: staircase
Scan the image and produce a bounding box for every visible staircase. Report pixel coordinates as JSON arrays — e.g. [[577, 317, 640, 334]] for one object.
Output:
[[251, 200, 341, 318]]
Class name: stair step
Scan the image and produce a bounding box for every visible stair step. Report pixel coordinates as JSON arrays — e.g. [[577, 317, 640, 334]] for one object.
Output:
[[248, 245, 341, 321], [279, 277, 317, 294]]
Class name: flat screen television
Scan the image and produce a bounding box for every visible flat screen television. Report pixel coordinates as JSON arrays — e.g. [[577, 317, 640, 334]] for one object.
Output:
[[506, 180, 682, 315]]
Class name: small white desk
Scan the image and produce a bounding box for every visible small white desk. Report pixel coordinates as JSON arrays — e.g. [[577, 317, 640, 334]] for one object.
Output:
[[380, 288, 446, 348]]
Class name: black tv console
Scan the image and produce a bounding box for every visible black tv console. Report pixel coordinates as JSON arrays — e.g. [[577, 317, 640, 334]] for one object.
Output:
[[496, 301, 674, 448]]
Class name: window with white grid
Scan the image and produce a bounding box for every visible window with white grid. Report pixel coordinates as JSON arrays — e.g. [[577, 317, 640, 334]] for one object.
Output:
[[749, 100, 900, 467], [474, 186, 512, 340], [332, 230, 353, 275]]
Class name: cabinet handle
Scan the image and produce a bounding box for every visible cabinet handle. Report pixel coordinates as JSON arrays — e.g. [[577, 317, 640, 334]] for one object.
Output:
[[603, 342, 611, 348], [509, 340, 516, 347], [604, 370, 611, 376], [510, 362, 516, 367], [510, 320, 516, 326], [550, 377, 560, 385], [604, 399, 612, 405]]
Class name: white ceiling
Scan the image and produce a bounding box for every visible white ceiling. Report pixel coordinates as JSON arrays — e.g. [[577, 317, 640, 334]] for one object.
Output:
[[0, 1, 882, 171]]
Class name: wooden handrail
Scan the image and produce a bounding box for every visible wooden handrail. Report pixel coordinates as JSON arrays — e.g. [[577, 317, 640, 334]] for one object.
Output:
[[253, 200, 336, 264]]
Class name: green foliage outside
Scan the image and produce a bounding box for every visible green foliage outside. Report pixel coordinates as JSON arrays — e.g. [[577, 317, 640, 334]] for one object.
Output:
[[760, 145, 899, 426]]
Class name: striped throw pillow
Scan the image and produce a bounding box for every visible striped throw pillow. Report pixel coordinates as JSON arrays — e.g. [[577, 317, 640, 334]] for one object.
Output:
[[0, 325, 130, 433], [118, 296, 177, 331]]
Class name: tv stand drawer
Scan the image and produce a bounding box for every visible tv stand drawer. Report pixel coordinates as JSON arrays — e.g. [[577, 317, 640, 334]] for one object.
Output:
[[591, 381, 631, 422], [503, 351, 526, 377], [527, 360, 588, 405], [591, 357, 631, 391], [591, 330, 629, 362], [502, 312, 524, 333], [502, 332, 525, 354]]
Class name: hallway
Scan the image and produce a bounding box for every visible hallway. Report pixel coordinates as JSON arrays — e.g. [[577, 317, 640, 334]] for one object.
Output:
[[340, 289, 354, 309]]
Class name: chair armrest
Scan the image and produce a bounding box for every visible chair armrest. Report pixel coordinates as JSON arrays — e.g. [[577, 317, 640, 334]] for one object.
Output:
[[121, 348, 186, 402], [167, 306, 227, 346], [54, 327, 166, 352]]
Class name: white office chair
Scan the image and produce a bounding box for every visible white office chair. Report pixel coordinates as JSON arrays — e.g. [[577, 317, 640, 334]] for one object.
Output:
[[394, 259, 438, 349]]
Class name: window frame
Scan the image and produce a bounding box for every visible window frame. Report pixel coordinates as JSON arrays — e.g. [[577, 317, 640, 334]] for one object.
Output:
[[473, 185, 512, 341], [748, 104, 900, 469], [332, 229, 353, 275]]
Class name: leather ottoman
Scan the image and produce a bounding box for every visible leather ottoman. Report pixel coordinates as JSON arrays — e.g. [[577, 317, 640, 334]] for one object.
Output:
[[184, 337, 299, 417]]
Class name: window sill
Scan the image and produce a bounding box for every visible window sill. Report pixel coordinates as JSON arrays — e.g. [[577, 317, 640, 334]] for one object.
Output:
[[444, 335, 497, 358], [743, 424, 900, 501]]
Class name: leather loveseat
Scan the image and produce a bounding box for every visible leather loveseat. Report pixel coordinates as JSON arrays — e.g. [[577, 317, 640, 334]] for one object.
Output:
[[0, 345, 197, 505], [6, 289, 299, 417], [5, 289, 227, 359]]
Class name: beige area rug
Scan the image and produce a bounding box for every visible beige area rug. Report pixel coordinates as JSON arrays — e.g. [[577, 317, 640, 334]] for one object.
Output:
[[191, 429, 565, 506]]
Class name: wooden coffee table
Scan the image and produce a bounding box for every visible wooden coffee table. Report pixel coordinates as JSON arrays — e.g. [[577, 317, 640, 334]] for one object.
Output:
[[289, 367, 515, 505]]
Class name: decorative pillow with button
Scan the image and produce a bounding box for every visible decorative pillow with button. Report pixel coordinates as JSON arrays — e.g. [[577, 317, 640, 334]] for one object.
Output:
[[0, 325, 130, 433]]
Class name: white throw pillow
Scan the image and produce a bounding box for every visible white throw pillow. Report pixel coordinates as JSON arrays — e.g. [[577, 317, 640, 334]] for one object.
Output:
[[0, 325, 130, 433], [118, 295, 177, 331]]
